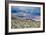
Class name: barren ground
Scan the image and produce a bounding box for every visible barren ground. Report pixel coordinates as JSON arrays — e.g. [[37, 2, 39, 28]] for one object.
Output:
[[11, 19, 40, 29]]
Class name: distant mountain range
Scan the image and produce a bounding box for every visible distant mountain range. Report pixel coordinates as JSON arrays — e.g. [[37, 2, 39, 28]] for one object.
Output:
[[11, 13, 40, 21], [11, 6, 40, 21]]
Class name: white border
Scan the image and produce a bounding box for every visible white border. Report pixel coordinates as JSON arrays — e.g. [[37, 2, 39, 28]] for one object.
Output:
[[8, 3, 43, 32]]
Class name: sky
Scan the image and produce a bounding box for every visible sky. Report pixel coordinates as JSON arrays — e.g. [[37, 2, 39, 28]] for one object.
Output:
[[11, 6, 40, 19]]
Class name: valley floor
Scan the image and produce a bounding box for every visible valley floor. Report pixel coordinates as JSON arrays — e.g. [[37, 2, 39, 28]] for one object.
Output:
[[11, 18, 40, 29]]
